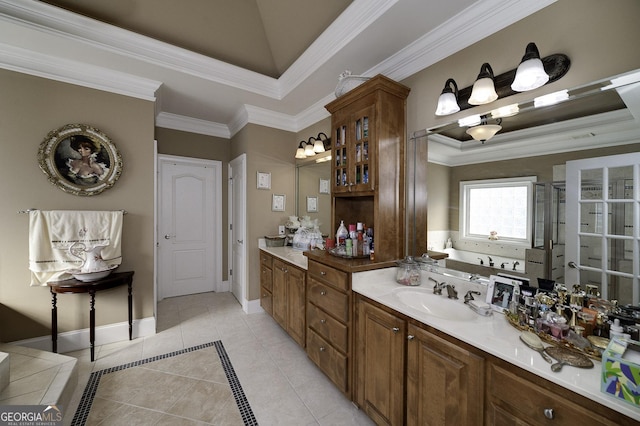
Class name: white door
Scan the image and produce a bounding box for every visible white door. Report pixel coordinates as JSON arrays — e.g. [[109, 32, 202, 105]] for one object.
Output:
[[158, 155, 221, 299], [229, 154, 247, 307], [565, 152, 640, 305]]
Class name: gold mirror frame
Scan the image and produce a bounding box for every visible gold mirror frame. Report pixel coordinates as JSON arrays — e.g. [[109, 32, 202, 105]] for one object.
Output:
[[38, 124, 123, 196]]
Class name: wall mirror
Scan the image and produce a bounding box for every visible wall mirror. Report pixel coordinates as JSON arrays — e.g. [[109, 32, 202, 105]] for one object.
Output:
[[295, 152, 332, 236], [415, 68, 640, 305]]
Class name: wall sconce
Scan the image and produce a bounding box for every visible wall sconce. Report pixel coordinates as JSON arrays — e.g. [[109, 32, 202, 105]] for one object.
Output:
[[468, 63, 498, 105], [295, 132, 331, 159], [434, 43, 570, 116], [435, 78, 460, 116], [465, 116, 502, 143]]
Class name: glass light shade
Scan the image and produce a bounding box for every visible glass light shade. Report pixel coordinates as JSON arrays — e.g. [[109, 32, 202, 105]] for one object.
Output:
[[313, 139, 325, 153], [511, 58, 549, 91], [468, 77, 498, 105], [295, 147, 306, 159], [466, 124, 502, 142], [435, 92, 460, 116], [304, 143, 315, 156]]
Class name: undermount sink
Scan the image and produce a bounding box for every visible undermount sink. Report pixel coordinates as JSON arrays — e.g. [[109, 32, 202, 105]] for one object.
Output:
[[391, 287, 478, 321]]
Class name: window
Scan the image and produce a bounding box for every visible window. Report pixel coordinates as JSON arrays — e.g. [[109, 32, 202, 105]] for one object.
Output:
[[460, 177, 536, 246]]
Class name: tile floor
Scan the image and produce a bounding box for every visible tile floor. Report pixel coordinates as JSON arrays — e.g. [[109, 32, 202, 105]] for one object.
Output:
[[64, 291, 374, 425]]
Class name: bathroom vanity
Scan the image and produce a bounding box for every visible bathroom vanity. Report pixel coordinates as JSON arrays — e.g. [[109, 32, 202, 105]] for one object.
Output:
[[258, 244, 639, 425]]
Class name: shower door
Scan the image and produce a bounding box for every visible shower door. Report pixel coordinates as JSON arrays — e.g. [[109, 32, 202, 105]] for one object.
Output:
[[565, 152, 640, 305]]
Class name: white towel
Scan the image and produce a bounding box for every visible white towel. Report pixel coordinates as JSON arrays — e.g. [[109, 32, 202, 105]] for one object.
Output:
[[28, 210, 123, 286]]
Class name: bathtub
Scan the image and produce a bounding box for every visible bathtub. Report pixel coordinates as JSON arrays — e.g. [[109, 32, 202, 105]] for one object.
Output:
[[442, 248, 525, 274]]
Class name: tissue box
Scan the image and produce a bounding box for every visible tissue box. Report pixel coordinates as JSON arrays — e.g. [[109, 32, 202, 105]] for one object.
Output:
[[601, 336, 640, 407]]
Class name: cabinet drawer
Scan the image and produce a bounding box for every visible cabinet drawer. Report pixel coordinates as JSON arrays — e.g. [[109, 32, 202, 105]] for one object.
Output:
[[260, 288, 272, 316], [308, 278, 349, 322], [307, 329, 348, 392], [260, 251, 273, 268], [308, 261, 348, 291], [260, 265, 272, 292], [488, 363, 618, 425], [307, 303, 348, 353]]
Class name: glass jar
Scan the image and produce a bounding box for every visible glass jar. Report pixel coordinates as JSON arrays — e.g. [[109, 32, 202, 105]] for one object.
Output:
[[396, 256, 421, 286]]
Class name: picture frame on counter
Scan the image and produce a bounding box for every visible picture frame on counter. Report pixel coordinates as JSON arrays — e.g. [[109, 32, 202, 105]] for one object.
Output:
[[486, 275, 519, 313]]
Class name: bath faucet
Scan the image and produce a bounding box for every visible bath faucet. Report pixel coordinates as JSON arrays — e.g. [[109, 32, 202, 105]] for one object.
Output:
[[445, 284, 458, 299], [464, 291, 481, 304], [501, 262, 509, 269], [512, 261, 520, 271], [477, 257, 484, 265], [430, 278, 446, 295], [488, 256, 494, 267]]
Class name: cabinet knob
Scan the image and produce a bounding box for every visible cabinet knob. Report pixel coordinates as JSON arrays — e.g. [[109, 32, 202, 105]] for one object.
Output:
[[319, 346, 326, 352], [543, 408, 554, 419], [320, 290, 326, 296], [407, 334, 414, 341], [392, 327, 400, 333], [320, 271, 327, 276], [320, 319, 326, 324]]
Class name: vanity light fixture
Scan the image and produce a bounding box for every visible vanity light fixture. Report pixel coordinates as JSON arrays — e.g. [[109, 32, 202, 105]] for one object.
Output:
[[511, 42, 550, 92], [435, 78, 460, 116], [312, 132, 329, 153], [303, 141, 315, 157], [295, 141, 307, 159], [466, 116, 502, 143], [295, 133, 331, 159], [434, 43, 570, 116], [468, 63, 499, 105]]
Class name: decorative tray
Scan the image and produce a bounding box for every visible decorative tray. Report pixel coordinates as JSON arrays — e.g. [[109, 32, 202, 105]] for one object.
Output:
[[328, 246, 369, 259], [505, 312, 602, 361]]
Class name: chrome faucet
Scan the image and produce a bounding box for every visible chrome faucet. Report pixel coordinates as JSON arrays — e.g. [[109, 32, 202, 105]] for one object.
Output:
[[477, 257, 484, 265], [501, 262, 509, 269], [445, 284, 458, 299], [512, 261, 520, 271], [430, 278, 446, 295], [488, 256, 494, 267], [464, 290, 481, 304]]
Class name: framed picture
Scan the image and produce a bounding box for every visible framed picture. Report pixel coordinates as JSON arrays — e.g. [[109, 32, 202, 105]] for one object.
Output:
[[257, 171, 271, 189], [272, 194, 286, 211], [319, 178, 330, 194], [306, 196, 318, 213], [486, 275, 520, 313], [37, 124, 122, 196]]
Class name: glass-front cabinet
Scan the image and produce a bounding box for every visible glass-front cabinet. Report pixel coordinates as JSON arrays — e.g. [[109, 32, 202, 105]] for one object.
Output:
[[332, 105, 375, 194]]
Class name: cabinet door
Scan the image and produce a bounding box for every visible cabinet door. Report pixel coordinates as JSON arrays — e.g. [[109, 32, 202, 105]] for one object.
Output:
[[350, 105, 375, 193], [406, 324, 484, 426], [355, 297, 405, 426], [287, 265, 306, 347], [332, 116, 350, 193], [272, 259, 287, 328]]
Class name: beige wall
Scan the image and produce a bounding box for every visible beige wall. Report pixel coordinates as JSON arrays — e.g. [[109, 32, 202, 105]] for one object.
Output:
[[155, 127, 231, 281], [230, 124, 297, 301], [0, 69, 155, 342]]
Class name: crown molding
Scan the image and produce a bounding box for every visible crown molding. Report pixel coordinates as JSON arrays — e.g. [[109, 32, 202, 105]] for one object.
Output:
[[428, 109, 640, 166], [156, 112, 231, 139], [368, 0, 557, 81], [0, 42, 161, 100]]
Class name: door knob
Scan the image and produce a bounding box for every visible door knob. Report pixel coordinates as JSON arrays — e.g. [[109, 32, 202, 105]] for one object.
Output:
[[237, 239, 243, 244], [568, 261, 582, 270], [164, 235, 171, 239]]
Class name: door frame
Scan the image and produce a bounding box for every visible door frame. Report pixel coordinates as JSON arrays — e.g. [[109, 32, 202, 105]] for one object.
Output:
[[229, 154, 249, 311], [156, 153, 224, 300]]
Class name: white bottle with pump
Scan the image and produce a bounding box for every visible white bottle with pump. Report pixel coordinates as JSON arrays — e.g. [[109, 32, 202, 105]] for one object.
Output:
[[336, 220, 348, 246]]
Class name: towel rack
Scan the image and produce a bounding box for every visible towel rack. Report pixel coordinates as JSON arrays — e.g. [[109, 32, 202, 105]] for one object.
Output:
[[18, 208, 128, 215]]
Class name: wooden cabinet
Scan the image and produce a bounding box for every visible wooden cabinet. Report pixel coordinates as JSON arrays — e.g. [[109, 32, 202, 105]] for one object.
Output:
[[326, 74, 416, 261], [355, 295, 484, 426], [259, 251, 273, 316], [355, 297, 405, 426], [406, 323, 484, 426], [260, 250, 306, 347], [306, 259, 352, 395], [486, 358, 635, 426]]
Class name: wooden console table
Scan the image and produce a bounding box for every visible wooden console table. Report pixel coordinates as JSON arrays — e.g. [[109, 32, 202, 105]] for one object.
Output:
[[48, 271, 134, 361]]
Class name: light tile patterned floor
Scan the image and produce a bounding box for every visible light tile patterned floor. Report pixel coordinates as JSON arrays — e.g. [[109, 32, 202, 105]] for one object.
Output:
[[63, 292, 374, 425]]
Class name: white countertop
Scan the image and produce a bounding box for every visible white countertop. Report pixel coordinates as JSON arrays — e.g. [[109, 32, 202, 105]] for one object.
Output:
[[352, 267, 640, 422], [259, 241, 308, 270]]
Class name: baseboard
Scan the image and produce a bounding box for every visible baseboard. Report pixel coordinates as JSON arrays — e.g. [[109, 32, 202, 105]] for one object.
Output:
[[245, 298, 264, 314], [9, 316, 156, 354]]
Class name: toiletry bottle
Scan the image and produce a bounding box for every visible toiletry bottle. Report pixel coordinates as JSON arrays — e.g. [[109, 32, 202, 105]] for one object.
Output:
[[609, 318, 625, 339], [336, 220, 348, 246], [445, 238, 453, 249], [345, 237, 353, 256]]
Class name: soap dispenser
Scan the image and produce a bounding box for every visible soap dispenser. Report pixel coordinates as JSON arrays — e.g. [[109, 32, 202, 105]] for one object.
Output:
[[336, 220, 348, 246]]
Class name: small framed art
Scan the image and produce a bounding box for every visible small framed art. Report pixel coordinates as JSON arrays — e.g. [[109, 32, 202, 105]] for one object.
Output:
[[319, 178, 330, 194], [257, 171, 271, 189], [272, 194, 285, 211], [306, 196, 318, 213]]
